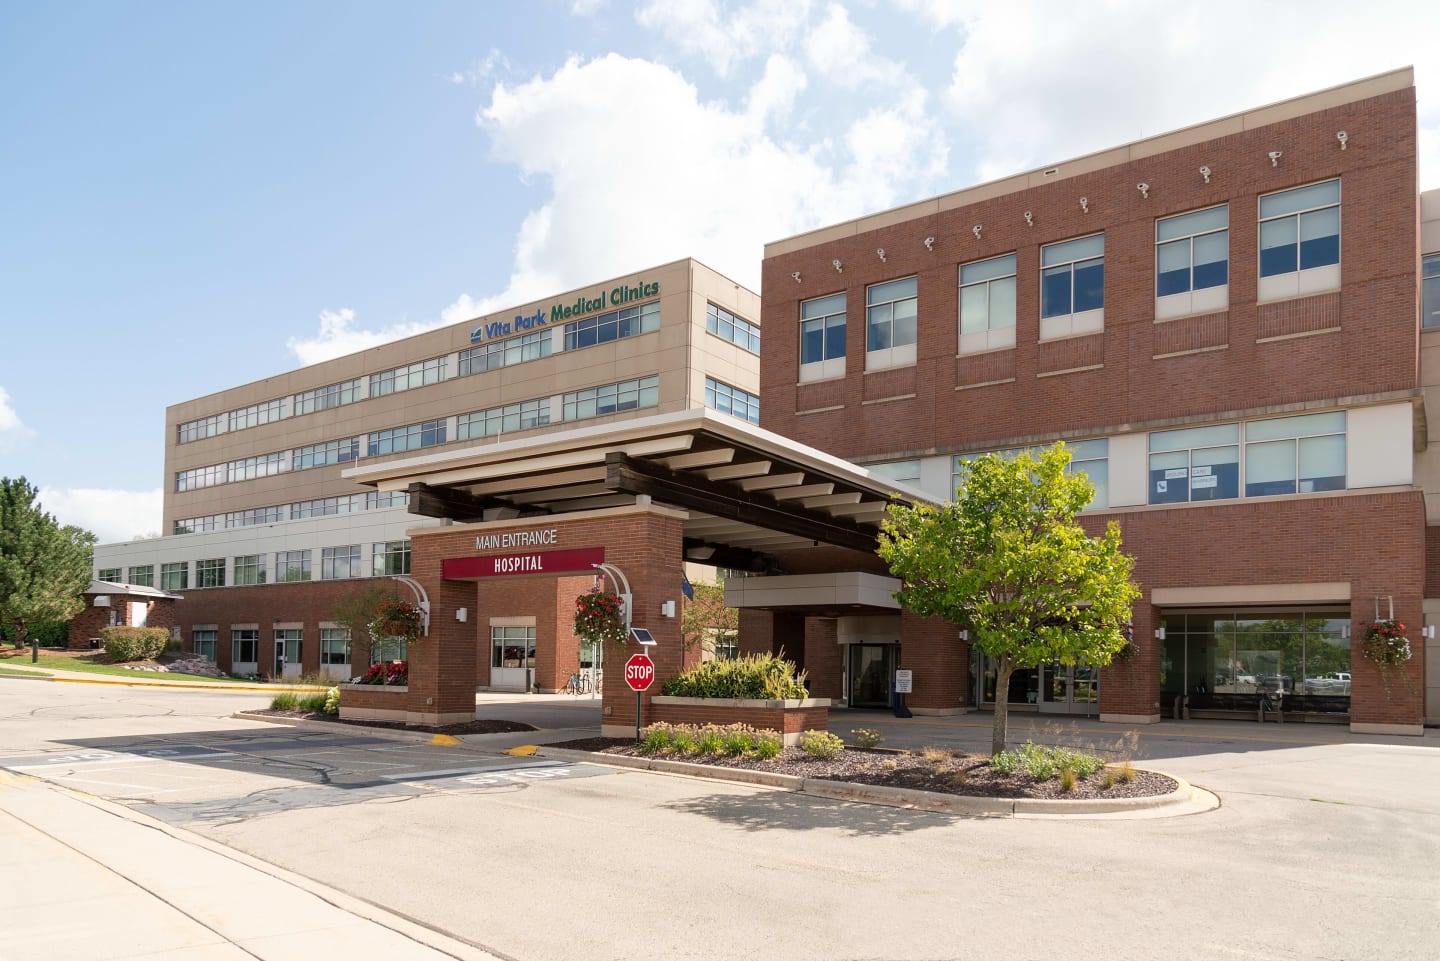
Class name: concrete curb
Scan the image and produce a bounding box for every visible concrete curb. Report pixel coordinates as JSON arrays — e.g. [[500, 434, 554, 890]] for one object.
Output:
[[232, 711, 448, 744], [537, 747, 1214, 819], [16, 672, 326, 693]]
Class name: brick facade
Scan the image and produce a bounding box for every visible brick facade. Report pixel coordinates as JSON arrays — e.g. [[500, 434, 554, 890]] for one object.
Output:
[[68, 592, 178, 650]]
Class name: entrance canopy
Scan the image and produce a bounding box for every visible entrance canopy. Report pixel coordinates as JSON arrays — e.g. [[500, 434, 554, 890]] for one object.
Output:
[[344, 409, 933, 572]]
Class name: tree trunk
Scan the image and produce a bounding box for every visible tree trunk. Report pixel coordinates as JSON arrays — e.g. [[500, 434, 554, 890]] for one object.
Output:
[[991, 659, 1015, 756]]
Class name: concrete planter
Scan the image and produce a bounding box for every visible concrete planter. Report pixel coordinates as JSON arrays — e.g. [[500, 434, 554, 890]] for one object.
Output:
[[649, 696, 831, 746], [338, 683, 409, 723]]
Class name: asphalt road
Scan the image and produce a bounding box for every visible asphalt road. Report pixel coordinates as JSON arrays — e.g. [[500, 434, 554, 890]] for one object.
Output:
[[2, 679, 1437, 961]]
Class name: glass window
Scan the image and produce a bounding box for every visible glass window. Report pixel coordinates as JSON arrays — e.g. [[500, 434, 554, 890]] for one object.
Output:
[[293, 379, 361, 415], [373, 541, 411, 576], [1259, 180, 1340, 279], [195, 558, 225, 588], [1245, 411, 1346, 496], [1041, 234, 1105, 319], [561, 376, 659, 422], [800, 293, 847, 380], [160, 562, 188, 591], [491, 625, 537, 669], [1149, 424, 1240, 504], [950, 440, 1108, 509], [1423, 253, 1440, 330], [706, 303, 761, 354], [563, 301, 660, 351], [370, 357, 447, 398], [868, 460, 921, 485], [459, 397, 553, 439], [368, 419, 447, 457], [127, 565, 154, 587], [234, 555, 266, 586], [292, 437, 360, 470], [704, 378, 760, 424], [459, 330, 552, 375], [959, 254, 1017, 354], [97, 567, 121, 582], [320, 628, 351, 669], [1157, 206, 1229, 296], [865, 276, 918, 367], [193, 629, 217, 663], [275, 550, 311, 582], [177, 414, 225, 444], [232, 628, 259, 664], [321, 545, 362, 580]]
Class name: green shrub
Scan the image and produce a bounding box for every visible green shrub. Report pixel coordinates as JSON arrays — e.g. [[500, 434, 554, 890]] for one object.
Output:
[[696, 727, 725, 755], [662, 652, 809, 700], [297, 692, 329, 712], [640, 722, 783, 759], [323, 687, 341, 715], [991, 742, 1106, 781], [751, 736, 782, 759], [271, 692, 299, 710], [850, 728, 884, 749], [100, 627, 170, 663], [639, 723, 676, 755], [164, 636, 184, 654], [799, 730, 845, 760], [2, 620, 69, 647], [671, 727, 699, 754]]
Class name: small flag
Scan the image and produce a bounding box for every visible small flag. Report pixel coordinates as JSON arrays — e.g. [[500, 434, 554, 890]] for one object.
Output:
[[681, 574, 694, 600]]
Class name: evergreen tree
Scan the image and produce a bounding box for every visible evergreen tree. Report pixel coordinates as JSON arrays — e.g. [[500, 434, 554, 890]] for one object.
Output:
[[0, 477, 96, 649]]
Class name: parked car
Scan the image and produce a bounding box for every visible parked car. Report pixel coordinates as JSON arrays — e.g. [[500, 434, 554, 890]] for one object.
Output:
[[1303, 672, 1351, 694]]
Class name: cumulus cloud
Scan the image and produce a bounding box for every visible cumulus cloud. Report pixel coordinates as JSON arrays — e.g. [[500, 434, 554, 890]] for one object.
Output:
[[474, 53, 946, 294], [803, 3, 904, 90], [38, 487, 163, 544], [571, 0, 607, 14], [0, 386, 33, 449], [635, 0, 813, 77], [940, 0, 1440, 185], [285, 308, 456, 367]]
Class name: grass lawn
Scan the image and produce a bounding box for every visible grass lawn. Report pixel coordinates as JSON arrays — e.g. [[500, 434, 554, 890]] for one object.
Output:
[[0, 650, 258, 684], [0, 664, 50, 677]]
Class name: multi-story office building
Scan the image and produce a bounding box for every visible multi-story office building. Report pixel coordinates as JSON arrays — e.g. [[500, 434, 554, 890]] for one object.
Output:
[[756, 68, 1427, 733], [93, 259, 761, 687]]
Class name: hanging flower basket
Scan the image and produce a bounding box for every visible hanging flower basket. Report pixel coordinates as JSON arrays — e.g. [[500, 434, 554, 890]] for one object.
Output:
[[369, 598, 423, 642], [1362, 620, 1412, 668], [574, 589, 628, 647]]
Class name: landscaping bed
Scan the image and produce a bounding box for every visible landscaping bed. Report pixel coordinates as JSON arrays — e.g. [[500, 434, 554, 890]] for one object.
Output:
[[550, 736, 1176, 801]]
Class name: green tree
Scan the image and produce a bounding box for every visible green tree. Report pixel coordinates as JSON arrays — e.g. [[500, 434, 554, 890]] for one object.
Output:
[[0, 477, 96, 652], [876, 444, 1140, 755], [681, 581, 740, 657], [330, 581, 406, 667]]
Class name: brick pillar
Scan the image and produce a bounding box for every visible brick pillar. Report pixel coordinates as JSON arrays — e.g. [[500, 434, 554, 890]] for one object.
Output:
[[737, 609, 775, 656], [1099, 599, 1161, 723], [600, 508, 690, 738], [803, 617, 842, 699], [403, 576, 478, 726], [1349, 587, 1425, 734], [900, 611, 966, 715]]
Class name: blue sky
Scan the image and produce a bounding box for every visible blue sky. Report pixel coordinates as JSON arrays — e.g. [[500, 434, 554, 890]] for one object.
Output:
[[3, 0, 1438, 542]]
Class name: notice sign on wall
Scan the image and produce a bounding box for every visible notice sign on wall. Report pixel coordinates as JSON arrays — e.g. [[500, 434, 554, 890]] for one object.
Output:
[[442, 547, 605, 580]]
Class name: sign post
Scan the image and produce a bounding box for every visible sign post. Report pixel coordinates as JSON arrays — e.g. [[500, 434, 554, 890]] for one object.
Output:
[[624, 651, 656, 743]]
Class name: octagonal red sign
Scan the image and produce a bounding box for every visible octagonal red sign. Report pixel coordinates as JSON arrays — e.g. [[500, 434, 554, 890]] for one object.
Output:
[[624, 653, 656, 692]]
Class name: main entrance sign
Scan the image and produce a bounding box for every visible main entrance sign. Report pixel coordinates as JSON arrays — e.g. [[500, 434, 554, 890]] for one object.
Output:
[[442, 547, 605, 580]]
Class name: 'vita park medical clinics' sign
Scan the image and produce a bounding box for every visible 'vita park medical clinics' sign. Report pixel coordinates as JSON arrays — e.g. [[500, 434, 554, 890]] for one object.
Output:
[[470, 280, 661, 344]]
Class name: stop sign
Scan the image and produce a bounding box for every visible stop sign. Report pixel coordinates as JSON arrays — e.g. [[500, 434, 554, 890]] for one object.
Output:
[[624, 653, 656, 692]]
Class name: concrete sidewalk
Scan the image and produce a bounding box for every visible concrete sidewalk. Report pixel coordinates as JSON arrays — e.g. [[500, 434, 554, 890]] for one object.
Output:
[[0, 771, 502, 961], [0, 660, 329, 693]]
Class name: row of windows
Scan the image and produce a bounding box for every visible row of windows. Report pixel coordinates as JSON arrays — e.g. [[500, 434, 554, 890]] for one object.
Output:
[[175, 490, 409, 535], [706, 303, 761, 354], [177, 296, 674, 444], [801, 180, 1344, 380], [1423, 253, 1440, 329], [108, 542, 413, 591], [192, 626, 374, 668], [368, 419, 447, 457], [704, 378, 760, 424], [458, 398, 550, 440], [292, 437, 359, 471], [562, 376, 660, 422], [937, 410, 1347, 511]]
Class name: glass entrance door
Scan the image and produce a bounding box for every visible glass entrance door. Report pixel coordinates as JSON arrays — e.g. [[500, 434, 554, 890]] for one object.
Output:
[[849, 644, 896, 708], [1038, 662, 1099, 715]]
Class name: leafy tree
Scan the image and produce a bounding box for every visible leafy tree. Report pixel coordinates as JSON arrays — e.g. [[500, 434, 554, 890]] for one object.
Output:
[[0, 477, 96, 650], [877, 444, 1140, 755], [330, 581, 406, 667], [681, 581, 740, 657]]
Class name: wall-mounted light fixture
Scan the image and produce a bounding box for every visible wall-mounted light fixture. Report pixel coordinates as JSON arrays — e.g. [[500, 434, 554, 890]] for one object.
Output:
[[1268, 150, 1282, 167], [923, 236, 935, 252], [1336, 130, 1348, 150], [972, 224, 983, 240], [1137, 182, 1150, 199], [660, 600, 676, 618], [791, 271, 801, 283], [1199, 165, 1212, 184], [1154, 627, 1166, 641], [1023, 211, 1034, 227], [456, 608, 468, 623], [958, 629, 969, 641], [832, 258, 843, 273], [876, 247, 886, 262], [1079, 196, 1089, 214]]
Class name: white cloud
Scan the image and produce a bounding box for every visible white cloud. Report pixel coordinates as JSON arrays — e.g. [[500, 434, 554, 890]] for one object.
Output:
[[285, 307, 456, 367], [0, 385, 34, 449], [38, 487, 163, 544], [635, 0, 813, 77], [474, 53, 947, 294], [941, 1, 1440, 187], [571, 0, 607, 15], [802, 3, 904, 90]]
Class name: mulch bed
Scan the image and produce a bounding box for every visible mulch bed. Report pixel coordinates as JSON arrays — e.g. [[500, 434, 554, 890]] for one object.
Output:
[[550, 737, 1176, 800], [249, 709, 537, 736]]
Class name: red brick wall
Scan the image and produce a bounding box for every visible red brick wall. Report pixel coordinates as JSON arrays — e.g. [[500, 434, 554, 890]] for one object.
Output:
[[899, 611, 967, 713], [803, 617, 842, 699], [761, 89, 1419, 459], [69, 595, 178, 650]]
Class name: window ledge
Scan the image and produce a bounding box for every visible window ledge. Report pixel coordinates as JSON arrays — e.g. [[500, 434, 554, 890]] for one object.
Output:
[[1093, 484, 1413, 516], [863, 362, 917, 375], [955, 345, 1016, 359], [1256, 287, 1341, 308]]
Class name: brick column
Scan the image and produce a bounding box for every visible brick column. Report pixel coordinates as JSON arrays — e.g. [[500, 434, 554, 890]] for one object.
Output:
[[1100, 599, 1161, 723], [803, 617, 842, 699], [1349, 586, 1425, 734], [407, 561, 478, 726], [900, 611, 967, 715]]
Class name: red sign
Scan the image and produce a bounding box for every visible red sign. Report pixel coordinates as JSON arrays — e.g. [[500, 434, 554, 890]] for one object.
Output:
[[442, 547, 605, 580], [625, 653, 656, 692]]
